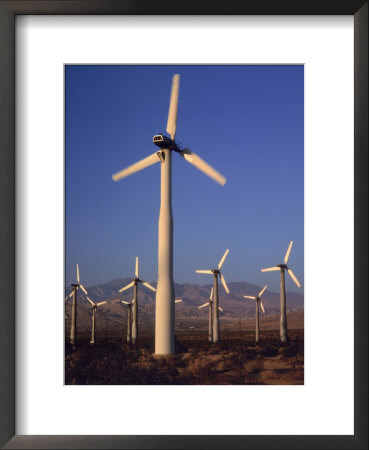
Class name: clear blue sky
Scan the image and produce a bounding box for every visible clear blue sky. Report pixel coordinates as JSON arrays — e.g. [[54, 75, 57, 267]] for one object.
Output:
[[65, 65, 304, 293]]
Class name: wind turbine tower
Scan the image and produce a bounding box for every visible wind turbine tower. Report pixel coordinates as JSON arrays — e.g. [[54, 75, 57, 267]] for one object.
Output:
[[112, 75, 226, 354], [118, 257, 156, 344], [261, 241, 301, 343], [243, 285, 267, 343], [121, 299, 133, 343], [69, 263, 88, 345], [196, 249, 230, 343]]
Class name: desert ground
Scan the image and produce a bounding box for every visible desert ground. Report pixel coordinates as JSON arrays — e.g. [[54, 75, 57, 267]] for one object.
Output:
[[65, 311, 304, 385]]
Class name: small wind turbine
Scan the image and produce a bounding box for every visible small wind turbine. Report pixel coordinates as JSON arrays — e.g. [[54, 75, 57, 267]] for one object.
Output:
[[196, 249, 230, 343], [243, 285, 267, 343], [112, 75, 226, 355], [121, 299, 133, 344], [64, 297, 71, 337], [198, 286, 223, 342], [70, 263, 88, 345], [86, 296, 107, 344], [261, 241, 301, 343], [118, 257, 156, 344]]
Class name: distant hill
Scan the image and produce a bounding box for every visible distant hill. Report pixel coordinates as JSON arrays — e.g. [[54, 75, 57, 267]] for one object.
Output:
[[65, 278, 304, 328]]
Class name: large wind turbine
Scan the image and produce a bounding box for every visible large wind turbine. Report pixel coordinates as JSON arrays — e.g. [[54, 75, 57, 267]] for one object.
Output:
[[70, 263, 88, 345], [261, 241, 301, 343], [243, 285, 267, 343], [196, 249, 230, 343], [86, 296, 107, 344], [112, 75, 226, 354], [118, 257, 156, 344], [198, 286, 223, 342]]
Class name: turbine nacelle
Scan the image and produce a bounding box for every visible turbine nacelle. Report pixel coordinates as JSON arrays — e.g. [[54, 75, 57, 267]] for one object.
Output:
[[153, 134, 180, 151]]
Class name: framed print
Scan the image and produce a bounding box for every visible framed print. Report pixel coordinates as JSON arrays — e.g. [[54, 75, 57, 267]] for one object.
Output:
[[0, 1, 367, 449]]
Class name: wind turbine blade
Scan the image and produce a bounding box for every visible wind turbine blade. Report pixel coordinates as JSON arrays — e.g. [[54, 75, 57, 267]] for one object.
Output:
[[261, 267, 279, 272], [179, 148, 226, 186], [119, 281, 135, 293], [112, 152, 160, 182], [196, 270, 212, 274], [68, 291, 73, 298], [135, 257, 139, 278], [287, 268, 301, 288], [210, 287, 213, 300], [219, 273, 230, 294], [141, 281, 156, 292], [76, 263, 80, 284], [218, 249, 229, 269], [218, 306, 223, 312], [258, 285, 267, 297], [260, 301, 266, 314], [198, 302, 210, 309], [97, 301, 107, 307], [80, 284, 88, 295], [86, 296, 95, 306], [175, 299, 182, 303], [121, 300, 130, 305], [243, 295, 256, 300], [284, 241, 293, 264], [166, 74, 180, 139]]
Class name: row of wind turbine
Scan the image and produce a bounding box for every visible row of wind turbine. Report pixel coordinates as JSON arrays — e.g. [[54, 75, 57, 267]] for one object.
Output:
[[67, 241, 300, 347]]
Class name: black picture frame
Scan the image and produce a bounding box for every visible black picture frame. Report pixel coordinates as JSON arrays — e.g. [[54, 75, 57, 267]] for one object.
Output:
[[0, 1, 367, 449]]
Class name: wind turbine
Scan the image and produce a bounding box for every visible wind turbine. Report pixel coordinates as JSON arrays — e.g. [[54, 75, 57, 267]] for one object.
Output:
[[112, 74, 226, 355], [261, 241, 301, 343], [86, 296, 107, 344], [121, 299, 133, 344], [243, 285, 267, 343], [196, 249, 230, 343], [64, 296, 71, 337], [70, 263, 88, 345], [198, 286, 223, 342], [118, 257, 156, 344]]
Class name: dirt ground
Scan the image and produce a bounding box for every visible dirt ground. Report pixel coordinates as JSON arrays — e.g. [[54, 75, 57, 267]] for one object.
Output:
[[65, 327, 304, 385]]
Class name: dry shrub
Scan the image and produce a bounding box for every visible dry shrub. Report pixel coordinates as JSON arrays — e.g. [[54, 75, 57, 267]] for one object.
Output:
[[243, 359, 264, 373]]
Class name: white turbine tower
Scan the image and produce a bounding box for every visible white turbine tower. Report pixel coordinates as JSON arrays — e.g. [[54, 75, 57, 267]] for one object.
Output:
[[118, 257, 156, 344], [198, 286, 223, 342], [121, 299, 134, 344], [112, 75, 226, 355], [196, 249, 230, 343], [243, 285, 267, 343], [70, 263, 88, 345], [261, 241, 301, 343], [86, 296, 107, 344]]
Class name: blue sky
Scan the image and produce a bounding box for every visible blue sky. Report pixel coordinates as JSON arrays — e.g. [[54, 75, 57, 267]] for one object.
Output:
[[65, 65, 304, 293]]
